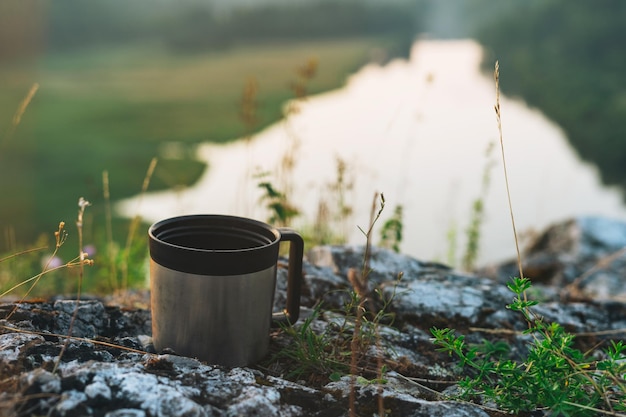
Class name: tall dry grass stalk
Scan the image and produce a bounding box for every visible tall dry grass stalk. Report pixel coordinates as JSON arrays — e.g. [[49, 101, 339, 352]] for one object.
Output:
[[279, 58, 317, 200], [1, 82, 39, 147], [310, 157, 354, 245], [238, 77, 260, 216], [120, 157, 157, 291], [349, 192, 386, 417], [0, 246, 47, 265], [76, 198, 90, 276], [492, 65, 616, 417], [494, 61, 524, 280], [461, 142, 495, 271], [53, 197, 93, 373], [0, 83, 39, 253], [102, 170, 118, 290], [240, 77, 259, 137]]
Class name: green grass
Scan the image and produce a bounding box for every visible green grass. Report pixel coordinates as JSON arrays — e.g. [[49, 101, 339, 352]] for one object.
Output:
[[0, 37, 392, 258]]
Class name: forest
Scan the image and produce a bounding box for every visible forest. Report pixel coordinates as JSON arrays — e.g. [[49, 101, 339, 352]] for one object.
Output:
[[472, 0, 626, 191]]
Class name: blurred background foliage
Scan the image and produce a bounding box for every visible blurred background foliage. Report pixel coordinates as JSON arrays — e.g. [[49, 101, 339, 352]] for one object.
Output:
[[472, 0, 626, 191], [0, 0, 418, 254], [0, 0, 624, 292]]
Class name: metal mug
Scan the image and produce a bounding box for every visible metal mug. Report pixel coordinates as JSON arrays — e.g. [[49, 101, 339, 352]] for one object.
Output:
[[148, 214, 303, 366]]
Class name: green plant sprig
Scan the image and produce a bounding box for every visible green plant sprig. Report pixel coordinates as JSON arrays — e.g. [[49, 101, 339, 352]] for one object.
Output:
[[379, 204, 403, 253], [272, 193, 402, 402], [273, 272, 402, 384], [256, 173, 300, 227], [275, 303, 351, 381], [431, 277, 626, 416]]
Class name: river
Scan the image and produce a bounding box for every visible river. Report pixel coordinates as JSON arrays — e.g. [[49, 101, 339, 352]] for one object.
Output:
[[117, 39, 626, 266]]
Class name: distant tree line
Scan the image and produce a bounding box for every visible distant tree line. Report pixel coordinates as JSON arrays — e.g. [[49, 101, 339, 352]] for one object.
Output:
[[0, 0, 418, 60], [472, 0, 626, 192], [167, 1, 417, 55]]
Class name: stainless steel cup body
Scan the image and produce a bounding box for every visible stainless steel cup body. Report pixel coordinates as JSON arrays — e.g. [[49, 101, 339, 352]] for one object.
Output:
[[150, 263, 276, 366], [148, 215, 303, 367]]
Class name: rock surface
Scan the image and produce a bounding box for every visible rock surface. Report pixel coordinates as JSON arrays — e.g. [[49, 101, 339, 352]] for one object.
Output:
[[482, 215, 626, 300], [1, 216, 626, 417]]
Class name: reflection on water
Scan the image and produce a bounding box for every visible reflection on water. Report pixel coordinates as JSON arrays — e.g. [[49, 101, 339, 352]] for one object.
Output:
[[118, 39, 626, 266]]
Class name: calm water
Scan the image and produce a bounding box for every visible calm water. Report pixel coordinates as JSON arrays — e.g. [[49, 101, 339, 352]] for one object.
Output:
[[118, 39, 626, 266]]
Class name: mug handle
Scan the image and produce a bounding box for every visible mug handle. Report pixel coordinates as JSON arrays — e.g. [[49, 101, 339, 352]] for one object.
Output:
[[272, 228, 304, 326]]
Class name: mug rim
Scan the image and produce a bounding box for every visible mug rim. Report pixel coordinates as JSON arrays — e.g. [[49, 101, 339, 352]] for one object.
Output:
[[149, 214, 280, 251], [149, 214, 281, 276]]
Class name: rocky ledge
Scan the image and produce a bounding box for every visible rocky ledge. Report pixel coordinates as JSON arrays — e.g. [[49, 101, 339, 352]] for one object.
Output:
[[1, 216, 626, 417]]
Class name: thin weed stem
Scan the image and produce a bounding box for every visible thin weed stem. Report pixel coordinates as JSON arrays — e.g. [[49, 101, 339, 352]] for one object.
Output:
[[278, 58, 317, 204], [0, 254, 86, 300], [349, 192, 387, 417], [0, 325, 150, 356], [0, 246, 47, 264], [560, 402, 626, 417], [1, 83, 39, 148], [462, 142, 495, 271], [430, 61, 626, 417], [239, 77, 259, 216], [494, 61, 524, 280], [3, 226, 16, 254], [348, 280, 364, 417], [121, 157, 157, 291], [3, 222, 68, 320], [54, 198, 92, 373], [102, 171, 118, 291]]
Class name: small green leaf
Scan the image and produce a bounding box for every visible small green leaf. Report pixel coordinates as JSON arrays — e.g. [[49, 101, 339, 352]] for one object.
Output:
[[329, 372, 342, 382], [356, 376, 370, 385]]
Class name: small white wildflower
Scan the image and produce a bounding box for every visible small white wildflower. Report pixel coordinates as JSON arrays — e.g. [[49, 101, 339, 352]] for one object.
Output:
[[77, 197, 91, 229], [78, 197, 91, 210]]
